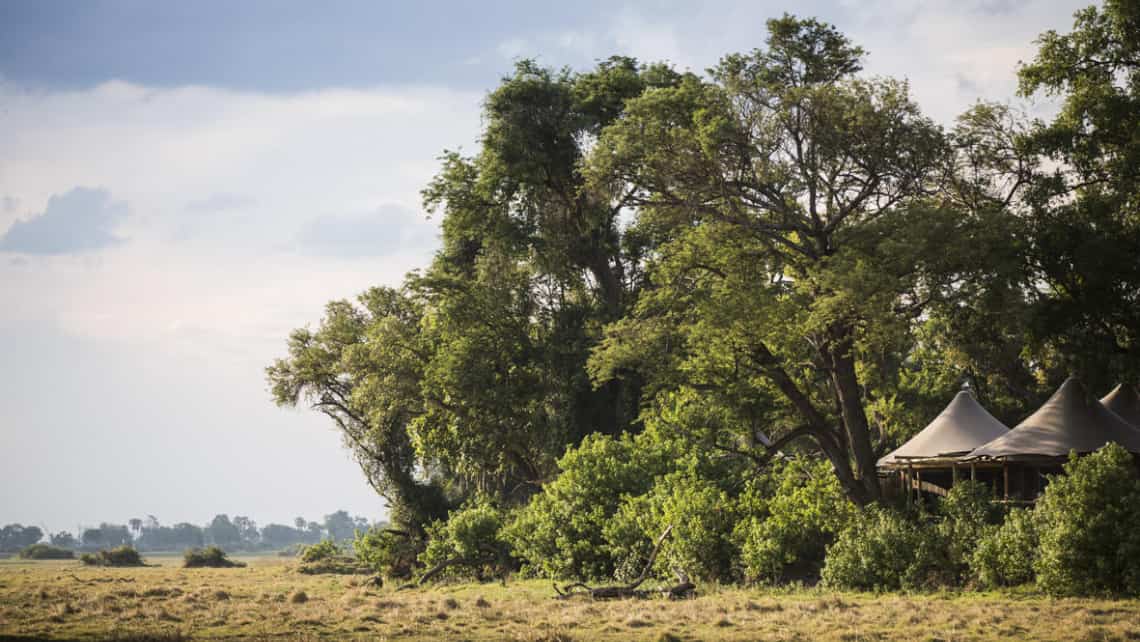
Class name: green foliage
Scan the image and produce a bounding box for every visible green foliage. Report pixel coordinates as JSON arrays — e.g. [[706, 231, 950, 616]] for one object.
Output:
[[183, 546, 245, 568], [821, 507, 949, 591], [971, 508, 1038, 588], [605, 471, 741, 583], [935, 481, 1001, 582], [1033, 444, 1140, 596], [353, 528, 421, 579], [738, 458, 856, 583], [79, 546, 144, 567], [1015, 0, 1140, 384], [18, 544, 74, 560], [420, 502, 512, 581], [299, 539, 341, 563], [504, 432, 676, 580]]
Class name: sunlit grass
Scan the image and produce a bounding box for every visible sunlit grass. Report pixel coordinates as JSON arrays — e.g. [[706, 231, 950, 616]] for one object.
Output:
[[2, 556, 1140, 640]]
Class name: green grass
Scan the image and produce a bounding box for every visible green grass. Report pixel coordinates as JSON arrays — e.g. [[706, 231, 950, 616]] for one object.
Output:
[[3, 556, 1140, 640]]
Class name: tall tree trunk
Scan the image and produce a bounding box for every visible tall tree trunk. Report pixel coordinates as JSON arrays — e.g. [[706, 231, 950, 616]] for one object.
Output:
[[826, 325, 882, 503]]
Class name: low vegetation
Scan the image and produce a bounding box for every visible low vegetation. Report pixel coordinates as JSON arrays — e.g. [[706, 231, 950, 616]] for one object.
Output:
[[7, 555, 1140, 641], [19, 544, 75, 560], [182, 546, 245, 568], [79, 546, 144, 567]]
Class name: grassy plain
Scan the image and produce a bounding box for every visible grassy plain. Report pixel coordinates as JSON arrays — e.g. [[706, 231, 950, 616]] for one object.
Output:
[[3, 556, 1140, 641]]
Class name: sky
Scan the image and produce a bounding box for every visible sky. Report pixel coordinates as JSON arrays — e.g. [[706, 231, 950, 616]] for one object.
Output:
[[0, 0, 1089, 535]]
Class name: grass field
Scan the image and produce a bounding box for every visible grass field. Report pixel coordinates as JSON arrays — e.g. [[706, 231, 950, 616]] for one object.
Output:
[[3, 556, 1140, 641]]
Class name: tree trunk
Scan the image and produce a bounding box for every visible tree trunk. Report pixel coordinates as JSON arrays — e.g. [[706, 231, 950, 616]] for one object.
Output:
[[826, 326, 882, 503]]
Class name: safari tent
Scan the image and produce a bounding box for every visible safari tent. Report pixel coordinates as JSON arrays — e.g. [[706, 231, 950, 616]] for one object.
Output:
[[877, 387, 1010, 500], [1101, 383, 1140, 427], [962, 378, 1140, 500]]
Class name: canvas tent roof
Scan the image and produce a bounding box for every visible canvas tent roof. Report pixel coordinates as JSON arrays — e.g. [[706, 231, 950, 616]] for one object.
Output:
[[967, 378, 1140, 460], [1101, 384, 1140, 428], [878, 390, 1010, 467]]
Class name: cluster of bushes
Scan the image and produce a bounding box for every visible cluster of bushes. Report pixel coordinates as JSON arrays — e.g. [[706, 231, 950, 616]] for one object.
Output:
[[348, 427, 1140, 599], [822, 443, 1140, 596], [355, 419, 857, 587], [79, 545, 145, 567], [18, 544, 75, 560], [183, 546, 246, 568]]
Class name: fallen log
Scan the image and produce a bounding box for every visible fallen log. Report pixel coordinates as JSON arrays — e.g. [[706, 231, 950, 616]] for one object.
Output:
[[552, 525, 695, 600]]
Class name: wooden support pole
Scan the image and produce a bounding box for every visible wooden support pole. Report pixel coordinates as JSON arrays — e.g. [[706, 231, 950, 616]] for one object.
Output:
[[970, 463, 976, 481], [1003, 463, 1009, 500], [952, 464, 959, 485], [916, 469, 923, 504]]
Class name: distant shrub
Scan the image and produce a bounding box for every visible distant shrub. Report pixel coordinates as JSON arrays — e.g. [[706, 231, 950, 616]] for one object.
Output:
[[183, 546, 246, 568], [79, 545, 144, 567], [1033, 444, 1140, 596], [299, 539, 341, 563], [354, 528, 420, 579], [821, 506, 949, 591], [18, 544, 75, 560], [971, 508, 1037, 588], [738, 457, 856, 583], [420, 502, 512, 581]]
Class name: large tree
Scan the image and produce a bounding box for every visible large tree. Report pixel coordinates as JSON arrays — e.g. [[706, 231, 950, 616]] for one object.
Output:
[[1016, 0, 1140, 386], [586, 16, 999, 504]]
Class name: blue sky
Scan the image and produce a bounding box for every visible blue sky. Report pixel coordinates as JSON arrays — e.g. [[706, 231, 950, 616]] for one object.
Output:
[[0, 0, 1088, 534]]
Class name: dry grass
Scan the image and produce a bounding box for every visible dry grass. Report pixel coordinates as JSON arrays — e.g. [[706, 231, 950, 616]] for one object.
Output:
[[3, 556, 1140, 640]]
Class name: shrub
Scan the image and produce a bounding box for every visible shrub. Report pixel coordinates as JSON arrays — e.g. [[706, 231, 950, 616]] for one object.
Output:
[[354, 528, 420, 579], [738, 457, 856, 583], [79, 545, 144, 567], [821, 506, 949, 591], [504, 433, 677, 580], [603, 471, 741, 583], [935, 480, 1000, 582], [971, 508, 1037, 588], [18, 544, 75, 560], [183, 546, 246, 568], [420, 502, 511, 581], [299, 539, 341, 563], [1033, 444, 1140, 596]]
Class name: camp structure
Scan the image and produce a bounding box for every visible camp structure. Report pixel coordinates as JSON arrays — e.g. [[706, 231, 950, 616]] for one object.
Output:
[[1101, 383, 1140, 427], [964, 377, 1140, 501], [878, 387, 1010, 500]]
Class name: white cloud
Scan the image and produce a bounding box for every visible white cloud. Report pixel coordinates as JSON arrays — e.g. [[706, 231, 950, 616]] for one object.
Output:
[[0, 81, 482, 529], [0, 81, 481, 346]]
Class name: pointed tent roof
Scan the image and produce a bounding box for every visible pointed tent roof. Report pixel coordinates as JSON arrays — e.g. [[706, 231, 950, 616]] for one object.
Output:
[[878, 389, 1010, 467], [1102, 384, 1140, 427], [967, 378, 1140, 459]]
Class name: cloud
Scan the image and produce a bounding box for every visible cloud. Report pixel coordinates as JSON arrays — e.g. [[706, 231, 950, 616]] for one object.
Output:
[[0, 187, 127, 254], [295, 204, 437, 258], [185, 193, 257, 213]]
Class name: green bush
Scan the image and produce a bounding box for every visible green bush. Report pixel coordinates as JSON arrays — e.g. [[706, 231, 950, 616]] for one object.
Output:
[[299, 539, 341, 563], [183, 546, 245, 568], [354, 528, 421, 579], [738, 457, 856, 583], [935, 480, 1000, 582], [420, 502, 511, 581], [18, 544, 75, 560], [603, 471, 741, 583], [504, 433, 676, 580], [79, 545, 144, 567], [971, 508, 1037, 588], [1033, 444, 1140, 596], [821, 506, 949, 591]]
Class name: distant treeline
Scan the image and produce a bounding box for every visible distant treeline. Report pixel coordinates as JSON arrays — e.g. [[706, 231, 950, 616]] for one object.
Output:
[[0, 510, 378, 553]]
